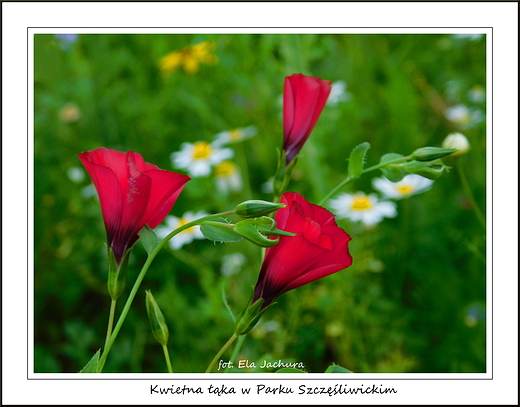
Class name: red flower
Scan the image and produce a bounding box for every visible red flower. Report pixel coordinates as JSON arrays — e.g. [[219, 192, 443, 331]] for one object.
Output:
[[253, 192, 352, 308], [79, 147, 190, 263], [283, 74, 332, 164]]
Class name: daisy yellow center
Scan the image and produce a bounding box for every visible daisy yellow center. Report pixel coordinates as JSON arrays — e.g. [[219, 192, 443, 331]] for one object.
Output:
[[229, 129, 242, 141], [351, 195, 372, 211], [178, 218, 195, 233], [192, 142, 212, 160], [397, 185, 414, 196], [214, 161, 236, 177]]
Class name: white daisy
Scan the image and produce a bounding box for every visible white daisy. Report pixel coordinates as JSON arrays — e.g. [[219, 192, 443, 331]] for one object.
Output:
[[155, 211, 209, 250], [212, 125, 257, 147], [372, 175, 435, 200], [170, 141, 234, 177], [213, 160, 242, 195], [326, 80, 351, 107], [444, 104, 484, 129], [328, 192, 397, 227]]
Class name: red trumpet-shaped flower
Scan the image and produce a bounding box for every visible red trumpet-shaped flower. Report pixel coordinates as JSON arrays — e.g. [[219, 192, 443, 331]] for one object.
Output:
[[283, 73, 332, 164], [253, 192, 352, 308], [79, 147, 190, 264]]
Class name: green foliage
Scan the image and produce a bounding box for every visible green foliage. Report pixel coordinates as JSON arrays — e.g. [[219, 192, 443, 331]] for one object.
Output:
[[34, 33, 486, 373], [138, 226, 160, 255], [200, 219, 244, 243], [79, 349, 101, 373], [347, 142, 371, 180]]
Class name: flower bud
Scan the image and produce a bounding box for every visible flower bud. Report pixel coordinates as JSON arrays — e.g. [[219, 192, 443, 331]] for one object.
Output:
[[233, 221, 280, 248], [411, 147, 457, 161], [401, 159, 448, 180], [234, 200, 285, 218], [145, 290, 169, 347], [442, 132, 471, 156]]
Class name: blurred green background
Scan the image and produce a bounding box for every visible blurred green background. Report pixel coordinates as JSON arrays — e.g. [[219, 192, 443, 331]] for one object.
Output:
[[34, 33, 486, 373]]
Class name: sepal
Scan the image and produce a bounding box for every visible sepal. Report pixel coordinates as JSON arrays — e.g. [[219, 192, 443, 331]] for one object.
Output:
[[107, 247, 129, 301], [234, 296, 275, 335]]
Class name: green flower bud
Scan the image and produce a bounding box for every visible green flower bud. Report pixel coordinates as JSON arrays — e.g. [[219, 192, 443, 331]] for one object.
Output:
[[234, 221, 280, 248], [442, 132, 471, 156], [234, 200, 285, 218], [411, 147, 457, 161], [401, 159, 449, 180], [145, 290, 169, 347], [107, 247, 129, 301]]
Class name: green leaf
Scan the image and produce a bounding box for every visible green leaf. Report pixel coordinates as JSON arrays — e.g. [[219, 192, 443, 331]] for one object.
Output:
[[275, 367, 307, 373], [139, 225, 159, 255], [347, 142, 370, 180], [379, 153, 407, 182], [324, 364, 353, 373], [78, 349, 101, 373], [200, 218, 244, 243]]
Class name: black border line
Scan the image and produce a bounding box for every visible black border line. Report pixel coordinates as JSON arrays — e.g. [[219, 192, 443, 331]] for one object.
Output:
[[28, 28, 492, 381]]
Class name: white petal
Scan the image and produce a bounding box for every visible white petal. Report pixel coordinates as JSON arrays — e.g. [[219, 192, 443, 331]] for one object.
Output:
[[189, 160, 212, 177]]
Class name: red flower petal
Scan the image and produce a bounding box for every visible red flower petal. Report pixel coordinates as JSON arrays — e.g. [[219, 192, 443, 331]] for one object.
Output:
[[253, 192, 352, 307], [140, 169, 191, 229], [282, 74, 332, 163], [79, 147, 190, 263]]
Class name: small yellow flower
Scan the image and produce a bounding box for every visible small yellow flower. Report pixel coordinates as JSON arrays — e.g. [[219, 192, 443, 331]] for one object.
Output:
[[158, 41, 217, 76]]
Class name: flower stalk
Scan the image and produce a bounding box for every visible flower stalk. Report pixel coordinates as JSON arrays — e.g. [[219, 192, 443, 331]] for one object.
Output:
[[97, 210, 235, 372], [205, 333, 238, 373]]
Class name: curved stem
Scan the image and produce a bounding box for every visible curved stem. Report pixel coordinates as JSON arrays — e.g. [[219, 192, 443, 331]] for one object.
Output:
[[103, 299, 117, 351], [319, 176, 355, 206], [225, 334, 246, 373], [319, 155, 411, 206], [205, 333, 238, 373], [162, 344, 173, 373], [97, 210, 235, 372]]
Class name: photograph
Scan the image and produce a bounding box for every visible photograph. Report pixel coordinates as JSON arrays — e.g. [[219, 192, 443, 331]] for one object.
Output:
[[32, 32, 487, 375]]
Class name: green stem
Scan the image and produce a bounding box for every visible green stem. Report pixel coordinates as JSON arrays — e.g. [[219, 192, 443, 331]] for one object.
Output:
[[225, 334, 246, 373], [457, 164, 486, 230], [319, 156, 411, 206], [97, 210, 235, 373], [205, 333, 238, 373], [162, 344, 173, 373], [103, 299, 117, 351]]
